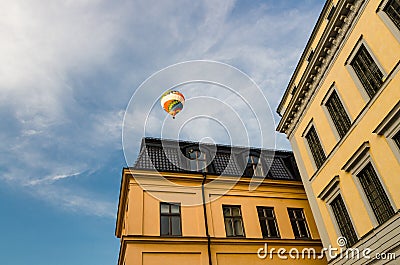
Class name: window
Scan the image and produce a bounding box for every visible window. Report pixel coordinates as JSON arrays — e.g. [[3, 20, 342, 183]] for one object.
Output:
[[350, 44, 384, 98], [223, 205, 245, 237], [357, 163, 395, 225], [325, 90, 352, 138], [384, 0, 400, 30], [257, 207, 280, 238], [393, 130, 400, 149], [160, 202, 182, 236], [305, 126, 326, 169], [288, 208, 310, 239], [188, 149, 207, 172], [330, 195, 358, 247], [245, 155, 264, 176]]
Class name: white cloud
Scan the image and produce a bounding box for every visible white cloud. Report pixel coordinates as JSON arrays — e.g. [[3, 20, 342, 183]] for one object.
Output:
[[26, 171, 82, 186], [0, 0, 323, 216]]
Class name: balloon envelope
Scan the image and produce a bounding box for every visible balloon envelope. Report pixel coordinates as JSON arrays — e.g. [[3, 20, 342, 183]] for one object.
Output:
[[160, 90, 185, 118]]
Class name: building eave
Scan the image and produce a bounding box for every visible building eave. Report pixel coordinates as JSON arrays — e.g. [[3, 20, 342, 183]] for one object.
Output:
[[277, 0, 332, 116], [115, 168, 132, 238], [277, 0, 366, 137]]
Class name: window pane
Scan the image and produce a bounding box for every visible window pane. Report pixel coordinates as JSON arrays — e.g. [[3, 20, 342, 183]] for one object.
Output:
[[160, 202, 182, 237], [188, 150, 207, 172], [357, 163, 395, 224], [288, 208, 310, 239], [171, 216, 181, 235], [161, 203, 170, 214], [298, 221, 308, 237], [199, 152, 206, 159], [326, 90, 352, 138], [225, 219, 234, 236], [257, 208, 265, 217], [170, 204, 180, 214], [265, 209, 274, 218], [245, 156, 263, 176], [232, 207, 240, 216], [224, 206, 244, 237], [234, 219, 244, 236], [268, 220, 278, 237], [252, 156, 259, 163], [350, 44, 383, 98], [189, 150, 197, 159], [330, 195, 358, 247], [161, 216, 170, 235], [260, 222, 268, 237], [288, 210, 295, 218], [258, 207, 279, 238], [295, 209, 303, 219], [305, 126, 326, 169], [384, 0, 400, 30], [223, 207, 231, 217], [189, 160, 197, 171], [290, 220, 300, 238], [254, 164, 264, 176]]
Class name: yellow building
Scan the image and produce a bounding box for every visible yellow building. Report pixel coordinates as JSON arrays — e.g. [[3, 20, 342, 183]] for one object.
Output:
[[277, 0, 400, 263], [115, 137, 327, 265]]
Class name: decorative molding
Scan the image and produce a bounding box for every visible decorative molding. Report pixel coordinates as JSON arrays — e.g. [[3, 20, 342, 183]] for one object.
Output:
[[341, 141, 370, 172], [277, 0, 366, 137], [318, 176, 340, 201], [373, 100, 400, 135]]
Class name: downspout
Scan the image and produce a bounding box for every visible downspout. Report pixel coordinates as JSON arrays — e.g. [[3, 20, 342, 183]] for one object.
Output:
[[202, 172, 213, 265]]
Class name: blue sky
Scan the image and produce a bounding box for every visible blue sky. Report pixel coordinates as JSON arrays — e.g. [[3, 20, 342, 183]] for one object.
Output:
[[0, 0, 324, 264]]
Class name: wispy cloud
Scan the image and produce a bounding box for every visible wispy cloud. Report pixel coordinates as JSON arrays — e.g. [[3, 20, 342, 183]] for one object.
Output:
[[0, 0, 323, 217], [26, 171, 82, 186]]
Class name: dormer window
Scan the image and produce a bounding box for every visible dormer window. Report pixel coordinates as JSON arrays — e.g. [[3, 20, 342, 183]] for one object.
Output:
[[245, 155, 264, 176], [188, 149, 207, 172]]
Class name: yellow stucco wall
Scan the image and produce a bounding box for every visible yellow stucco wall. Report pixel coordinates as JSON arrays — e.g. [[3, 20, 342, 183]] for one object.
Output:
[[287, 0, 400, 249], [116, 170, 326, 265]]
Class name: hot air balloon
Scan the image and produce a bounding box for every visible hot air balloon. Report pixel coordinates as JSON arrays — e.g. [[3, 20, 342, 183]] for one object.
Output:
[[160, 90, 185, 119]]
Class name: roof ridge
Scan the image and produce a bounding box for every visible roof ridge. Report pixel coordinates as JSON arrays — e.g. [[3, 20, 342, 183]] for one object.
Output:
[[142, 136, 293, 153]]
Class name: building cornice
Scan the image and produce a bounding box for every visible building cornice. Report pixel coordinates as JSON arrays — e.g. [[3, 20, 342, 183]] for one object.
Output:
[[126, 168, 304, 188], [115, 168, 131, 238], [277, 0, 366, 137], [119, 235, 324, 246], [276, 0, 333, 115]]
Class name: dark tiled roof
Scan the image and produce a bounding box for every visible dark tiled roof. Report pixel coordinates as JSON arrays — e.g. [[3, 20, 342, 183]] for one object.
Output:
[[133, 137, 301, 180]]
